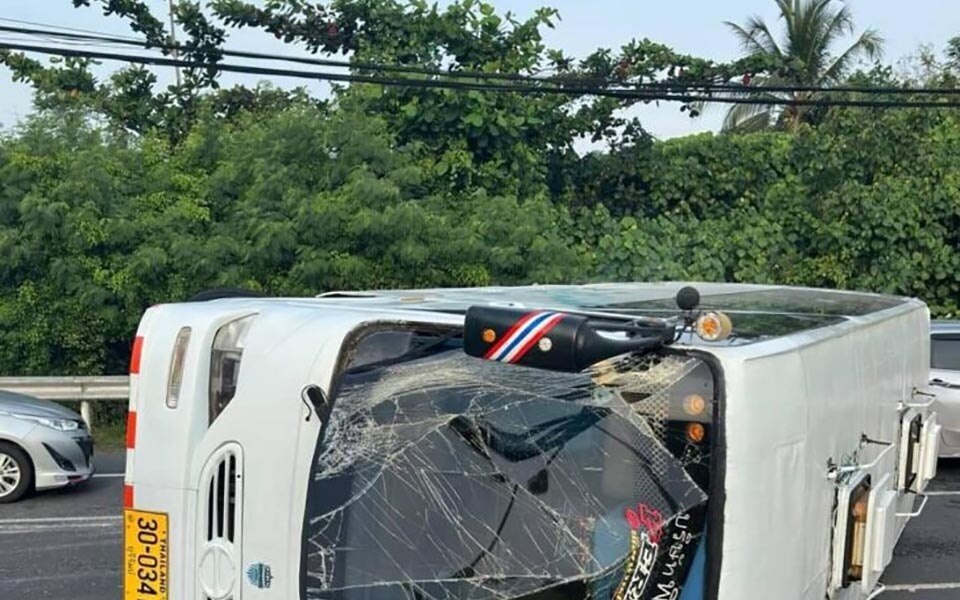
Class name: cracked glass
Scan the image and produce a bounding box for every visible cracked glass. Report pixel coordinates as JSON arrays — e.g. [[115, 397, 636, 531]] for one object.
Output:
[[301, 332, 716, 600]]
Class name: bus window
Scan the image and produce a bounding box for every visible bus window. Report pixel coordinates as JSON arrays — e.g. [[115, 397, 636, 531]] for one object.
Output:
[[300, 336, 716, 600]]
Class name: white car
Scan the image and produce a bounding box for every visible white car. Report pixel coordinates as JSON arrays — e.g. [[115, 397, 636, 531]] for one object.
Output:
[[931, 320, 960, 457]]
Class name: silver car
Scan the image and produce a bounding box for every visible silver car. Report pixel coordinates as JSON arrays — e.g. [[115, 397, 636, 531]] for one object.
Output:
[[0, 391, 95, 503], [931, 320, 960, 457]]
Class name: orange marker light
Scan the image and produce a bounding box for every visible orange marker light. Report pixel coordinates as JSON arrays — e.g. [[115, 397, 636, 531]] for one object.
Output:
[[695, 312, 733, 342], [482, 329, 497, 344], [686, 422, 706, 444]]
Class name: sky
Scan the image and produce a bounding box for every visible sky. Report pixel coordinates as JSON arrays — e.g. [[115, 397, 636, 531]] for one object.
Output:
[[0, 0, 956, 139]]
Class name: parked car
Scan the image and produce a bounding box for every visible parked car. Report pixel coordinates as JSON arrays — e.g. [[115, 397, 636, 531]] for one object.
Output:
[[0, 390, 94, 503], [931, 320, 960, 457]]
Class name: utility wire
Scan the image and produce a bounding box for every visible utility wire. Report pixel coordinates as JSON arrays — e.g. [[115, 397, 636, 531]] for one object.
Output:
[[0, 23, 572, 84], [3, 22, 960, 98], [0, 17, 143, 42], [3, 40, 960, 109]]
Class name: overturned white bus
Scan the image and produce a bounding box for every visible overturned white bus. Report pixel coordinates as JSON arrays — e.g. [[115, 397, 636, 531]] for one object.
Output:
[[122, 283, 940, 600]]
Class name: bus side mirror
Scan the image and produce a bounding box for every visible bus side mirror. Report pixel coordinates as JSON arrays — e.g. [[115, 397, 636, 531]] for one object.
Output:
[[463, 306, 669, 372]]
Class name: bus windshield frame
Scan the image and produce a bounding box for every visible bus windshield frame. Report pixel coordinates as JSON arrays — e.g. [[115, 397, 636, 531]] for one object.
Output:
[[299, 325, 721, 600]]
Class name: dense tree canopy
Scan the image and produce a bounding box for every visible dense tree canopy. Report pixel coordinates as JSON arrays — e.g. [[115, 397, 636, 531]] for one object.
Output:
[[0, 0, 958, 375]]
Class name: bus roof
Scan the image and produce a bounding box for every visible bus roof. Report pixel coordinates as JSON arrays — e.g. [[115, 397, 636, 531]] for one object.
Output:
[[318, 282, 905, 315], [304, 282, 917, 348]]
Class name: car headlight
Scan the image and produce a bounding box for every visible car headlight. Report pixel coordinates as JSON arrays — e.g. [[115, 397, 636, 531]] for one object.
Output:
[[9, 413, 81, 432], [209, 314, 257, 424]]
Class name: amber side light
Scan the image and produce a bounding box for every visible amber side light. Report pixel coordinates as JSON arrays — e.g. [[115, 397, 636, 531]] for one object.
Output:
[[686, 422, 706, 443], [695, 311, 733, 342]]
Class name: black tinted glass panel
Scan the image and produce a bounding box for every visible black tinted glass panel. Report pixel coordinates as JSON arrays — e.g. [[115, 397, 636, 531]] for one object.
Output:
[[609, 288, 905, 317]]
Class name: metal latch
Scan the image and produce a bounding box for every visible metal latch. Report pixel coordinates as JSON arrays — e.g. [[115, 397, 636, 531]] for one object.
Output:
[[828, 440, 895, 480], [901, 387, 936, 410]]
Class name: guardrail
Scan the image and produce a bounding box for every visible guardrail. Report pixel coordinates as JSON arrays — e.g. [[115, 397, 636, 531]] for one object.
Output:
[[0, 376, 129, 430]]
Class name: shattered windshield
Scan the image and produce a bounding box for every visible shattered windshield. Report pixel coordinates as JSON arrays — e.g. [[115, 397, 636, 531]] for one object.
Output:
[[301, 336, 716, 600]]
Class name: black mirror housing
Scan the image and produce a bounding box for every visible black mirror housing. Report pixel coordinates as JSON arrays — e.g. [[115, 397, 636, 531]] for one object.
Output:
[[463, 306, 670, 372]]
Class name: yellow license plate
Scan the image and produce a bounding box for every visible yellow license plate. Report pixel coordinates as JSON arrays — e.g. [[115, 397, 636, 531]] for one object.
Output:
[[124, 509, 169, 600]]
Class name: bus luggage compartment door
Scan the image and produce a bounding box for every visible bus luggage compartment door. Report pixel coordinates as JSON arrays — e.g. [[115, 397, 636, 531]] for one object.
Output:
[[861, 474, 897, 595], [830, 471, 898, 595], [919, 413, 942, 490]]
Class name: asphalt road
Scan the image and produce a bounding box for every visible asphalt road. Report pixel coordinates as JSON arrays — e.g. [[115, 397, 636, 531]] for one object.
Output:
[[0, 452, 957, 600], [0, 451, 124, 600], [881, 459, 960, 599]]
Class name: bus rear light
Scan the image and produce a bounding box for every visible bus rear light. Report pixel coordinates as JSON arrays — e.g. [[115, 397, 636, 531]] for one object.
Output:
[[165, 327, 192, 409], [126, 411, 137, 449], [123, 484, 134, 508], [129, 336, 144, 374], [209, 314, 257, 424]]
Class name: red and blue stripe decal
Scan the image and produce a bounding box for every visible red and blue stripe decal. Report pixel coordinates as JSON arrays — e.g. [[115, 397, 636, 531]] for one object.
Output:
[[483, 311, 566, 363]]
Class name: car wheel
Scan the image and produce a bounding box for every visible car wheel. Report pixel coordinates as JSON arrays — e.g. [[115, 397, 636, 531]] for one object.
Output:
[[0, 442, 33, 503]]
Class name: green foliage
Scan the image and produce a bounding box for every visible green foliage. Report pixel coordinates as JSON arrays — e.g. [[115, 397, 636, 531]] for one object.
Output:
[[0, 105, 585, 375], [71, 0, 168, 44], [2, 0, 775, 170], [587, 104, 960, 317], [0, 0, 957, 377]]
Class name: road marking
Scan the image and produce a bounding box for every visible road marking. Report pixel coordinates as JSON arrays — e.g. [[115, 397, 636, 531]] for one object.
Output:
[[883, 582, 960, 591], [0, 516, 121, 534], [0, 515, 121, 525], [92, 473, 125, 478], [3, 571, 119, 584], [924, 490, 960, 496], [0, 522, 120, 534]]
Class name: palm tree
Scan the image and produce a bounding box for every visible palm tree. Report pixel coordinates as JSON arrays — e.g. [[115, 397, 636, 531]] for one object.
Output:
[[720, 0, 884, 132]]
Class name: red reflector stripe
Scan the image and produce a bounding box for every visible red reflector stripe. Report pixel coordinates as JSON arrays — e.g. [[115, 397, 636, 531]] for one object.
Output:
[[123, 484, 134, 508], [129, 336, 144, 374], [126, 411, 137, 449]]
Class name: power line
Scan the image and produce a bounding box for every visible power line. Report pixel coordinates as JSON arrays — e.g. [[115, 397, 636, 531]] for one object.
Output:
[[3, 22, 960, 99], [0, 17, 142, 41], [0, 23, 570, 85], [3, 40, 960, 109]]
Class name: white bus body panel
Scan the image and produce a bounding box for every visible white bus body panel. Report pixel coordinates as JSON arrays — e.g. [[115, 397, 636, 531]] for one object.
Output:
[[132, 300, 463, 600], [709, 298, 929, 600], [129, 284, 930, 600]]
